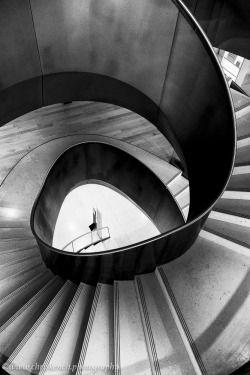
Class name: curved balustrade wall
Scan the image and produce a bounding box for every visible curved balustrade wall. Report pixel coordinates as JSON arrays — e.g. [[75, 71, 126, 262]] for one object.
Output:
[[32, 142, 184, 283], [0, 0, 235, 282], [183, 0, 250, 60], [32, 142, 183, 245]]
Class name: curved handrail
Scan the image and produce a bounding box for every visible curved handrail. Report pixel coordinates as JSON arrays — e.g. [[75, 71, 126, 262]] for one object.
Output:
[[62, 226, 110, 253]]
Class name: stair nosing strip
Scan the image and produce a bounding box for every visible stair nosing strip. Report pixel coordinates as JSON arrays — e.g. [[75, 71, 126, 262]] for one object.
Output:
[[202, 228, 250, 252], [114, 282, 121, 375], [235, 102, 250, 112], [0, 269, 49, 305], [156, 267, 208, 375], [76, 283, 102, 375], [0, 253, 40, 269], [0, 262, 43, 283], [0, 245, 37, 256], [213, 208, 250, 220], [209, 210, 250, 225], [135, 276, 161, 375], [165, 170, 182, 185], [174, 184, 189, 198], [39, 283, 85, 375], [3, 280, 72, 367], [0, 236, 35, 242], [0, 276, 58, 334]]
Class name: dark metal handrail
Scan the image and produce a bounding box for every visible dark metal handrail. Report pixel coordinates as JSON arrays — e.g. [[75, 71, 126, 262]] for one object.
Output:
[[62, 226, 110, 253]]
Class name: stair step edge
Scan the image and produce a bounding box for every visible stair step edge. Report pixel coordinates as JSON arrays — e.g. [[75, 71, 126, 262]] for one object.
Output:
[[200, 229, 250, 257], [155, 267, 208, 375], [2, 280, 73, 370], [0, 276, 60, 334]]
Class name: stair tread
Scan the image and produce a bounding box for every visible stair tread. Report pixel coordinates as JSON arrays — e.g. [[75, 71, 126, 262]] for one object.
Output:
[[3, 281, 77, 375], [236, 111, 250, 139], [235, 144, 250, 165], [135, 274, 196, 374], [175, 186, 190, 209], [158, 236, 250, 374], [205, 214, 250, 249], [0, 263, 45, 300], [77, 283, 114, 375], [167, 174, 189, 196], [227, 173, 250, 191], [0, 238, 37, 252], [0, 276, 63, 366], [114, 280, 151, 375], [0, 255, 42, 281], [0, 247, 39, 265], [231, 88, 250, 114], [40, 282, 95, 375], [214, 197, 250, 219], [0, 270, 53, 327], [0, 227, 33, 239]]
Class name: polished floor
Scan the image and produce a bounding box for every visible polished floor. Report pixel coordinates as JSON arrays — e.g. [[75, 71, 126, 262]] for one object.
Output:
[[0, 102, 175, 184]]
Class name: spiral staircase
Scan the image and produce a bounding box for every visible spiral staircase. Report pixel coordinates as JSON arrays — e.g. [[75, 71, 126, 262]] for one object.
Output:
[[0, 0, 250, 374]]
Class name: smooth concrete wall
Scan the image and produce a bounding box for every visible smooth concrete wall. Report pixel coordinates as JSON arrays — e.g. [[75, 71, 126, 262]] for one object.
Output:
[[30, 0, 178, 105], [183, 0, 250, 60], [0, 0, 42, 124]]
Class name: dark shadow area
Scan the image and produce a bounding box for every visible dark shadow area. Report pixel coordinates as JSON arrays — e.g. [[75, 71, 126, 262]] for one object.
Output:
[[196, 270, 250, 355]]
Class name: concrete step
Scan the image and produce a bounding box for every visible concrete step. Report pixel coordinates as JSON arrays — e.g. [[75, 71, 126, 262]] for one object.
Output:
[[232, 164, 250, 175], [0, 218, 29, 229], [0, 227, 33, 240], [182, 204, 189, 220], [0, 246, 39, 265], [228, 171, 250, 191], [0, 276, 64, 365], [114, 281, 151, 375], [205, 211, 250, 250], [3, 281, 77, 375], [134, 273, 196, 374], [0, 238, 37, 253], [235, 144, 250, 166], [167, 174, 190, 219], [0, 263, 44, 300], [237, 135, 250, 149], [167, 174, 189, 197], [39, 283, 95, 375], [200, 229, 250, 257], [157, 235, 250, 375], [0, 269, 52, 327], [231, 89, 250, 119], [76, 283, 114, 375], [0, 254, 42, 281], [236, 112, 250, 139], [215, 195, 250, 219], [174, 185, 190, 209], [222, 191, 250, 200]]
